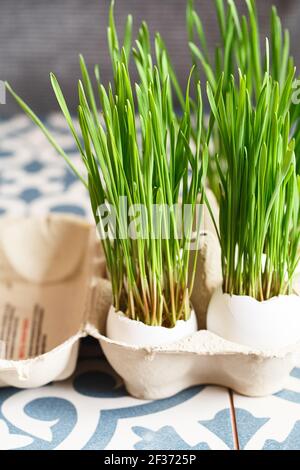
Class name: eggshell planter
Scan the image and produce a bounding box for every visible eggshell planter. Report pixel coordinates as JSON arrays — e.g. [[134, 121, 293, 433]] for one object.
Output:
[[106, 307, 198, 347], [0, 214, 299, 399], [207, 287, 300, 350]]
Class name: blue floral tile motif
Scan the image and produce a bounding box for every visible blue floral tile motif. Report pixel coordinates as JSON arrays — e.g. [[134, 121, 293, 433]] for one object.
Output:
[[0, 175, 15, 186], [22, 398, 78, 450], [275, 368, 300, 403], [0, 420, 34, 449], [275, 389, 300, 404], [234, 409, 269, 450], [1, 353, 231, 450], [23, 160, 45, 173], [290, 368, 300, 380], [200, 409, 234, 449], [50, 204, 86, 216], [19, 188, 43, 203], [233, 366, 300, 450], [63, 145, 82, 155], [0, 387, 34, 449], [132, 426, 209, 450], [0, 150, 13, 159], [0, 115, 87, 218], [0, 391, 78, 450], [263, 421, 300, 450], [49, 168, 78, 191], [83, 385, 204, 450]]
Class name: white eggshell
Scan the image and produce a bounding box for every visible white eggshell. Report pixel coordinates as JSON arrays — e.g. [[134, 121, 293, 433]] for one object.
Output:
[[207, 286, 300, 349], [106, 306, 198, 347]]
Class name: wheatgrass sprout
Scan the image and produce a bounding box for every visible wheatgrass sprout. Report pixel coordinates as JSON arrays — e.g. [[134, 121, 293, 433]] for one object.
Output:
[[207, 70, 300, 300], [6, 1, 208, 327], [187, 0, 300, 194], [187, 0, 293, 98]]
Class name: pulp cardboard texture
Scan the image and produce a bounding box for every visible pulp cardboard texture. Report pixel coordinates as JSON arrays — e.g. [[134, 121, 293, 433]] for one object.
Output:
[[0, 215, 299, 398]]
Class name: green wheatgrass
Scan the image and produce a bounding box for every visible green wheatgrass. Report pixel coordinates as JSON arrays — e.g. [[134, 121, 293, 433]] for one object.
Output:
[[7, 1, 207, 327], [207, 69, 300, 300], [187, 0, 300, 299], [187, 0, 300, 194]]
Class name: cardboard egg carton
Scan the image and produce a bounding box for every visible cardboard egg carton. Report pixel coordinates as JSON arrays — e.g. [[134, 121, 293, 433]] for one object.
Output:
[[0, 215, 299, 398]]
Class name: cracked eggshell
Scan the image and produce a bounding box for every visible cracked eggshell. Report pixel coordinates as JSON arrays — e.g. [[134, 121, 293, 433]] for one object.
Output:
[[1, 215, 90, 283], [106, 306, 198, 347], [207, 286, 300, 350]]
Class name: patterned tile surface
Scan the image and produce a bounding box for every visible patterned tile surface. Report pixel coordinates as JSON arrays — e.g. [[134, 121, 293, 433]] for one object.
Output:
[[0, 341, 233, 450], [233, 368, 300, 450], [0, 116, 233, 450], [0, 115, 90, 218]]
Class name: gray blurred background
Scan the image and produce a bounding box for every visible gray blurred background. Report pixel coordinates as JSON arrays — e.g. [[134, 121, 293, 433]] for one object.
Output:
[[1, 0, 299, 116]]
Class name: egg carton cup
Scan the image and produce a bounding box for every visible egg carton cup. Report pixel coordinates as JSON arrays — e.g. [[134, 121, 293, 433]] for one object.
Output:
[[0, 214, 299, 399]]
